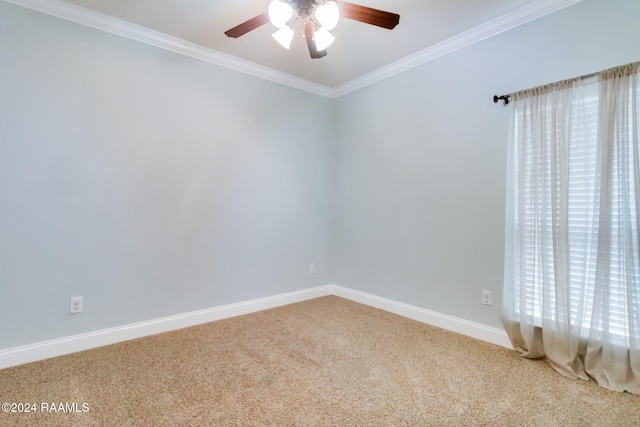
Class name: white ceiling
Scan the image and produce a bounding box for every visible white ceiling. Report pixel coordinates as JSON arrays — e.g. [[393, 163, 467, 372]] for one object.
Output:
[[8, 0, 583, 95]]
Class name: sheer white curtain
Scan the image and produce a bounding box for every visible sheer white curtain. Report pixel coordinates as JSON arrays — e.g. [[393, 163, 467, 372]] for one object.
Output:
[[502, 62, 640, 393]]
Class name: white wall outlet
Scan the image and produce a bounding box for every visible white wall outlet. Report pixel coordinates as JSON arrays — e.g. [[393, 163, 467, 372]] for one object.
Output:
[[309, 263, 316, 274], [69, 296, 84, 314], [482, 290, 492, 306]]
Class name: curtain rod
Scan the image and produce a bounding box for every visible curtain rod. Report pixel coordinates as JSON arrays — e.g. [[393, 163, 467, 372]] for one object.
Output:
[[493, 69, 602, 106]]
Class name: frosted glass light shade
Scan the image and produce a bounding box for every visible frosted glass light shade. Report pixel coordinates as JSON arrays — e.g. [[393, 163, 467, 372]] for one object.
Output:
[[313, 28, 335, 50], [272, 25, 294, 49], [268, 0, 293, 28], [315, 1, 340, 30]]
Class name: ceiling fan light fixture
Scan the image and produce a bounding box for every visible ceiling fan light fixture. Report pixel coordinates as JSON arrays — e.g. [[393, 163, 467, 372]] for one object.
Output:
[[315, 1, 340, 31], [272, 25, 295, 49], [313, 27, 335, 51], [268, 0, 293, 28]]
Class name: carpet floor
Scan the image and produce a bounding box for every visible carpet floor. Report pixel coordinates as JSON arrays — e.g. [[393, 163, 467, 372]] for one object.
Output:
[[1, 296, 638, 426]]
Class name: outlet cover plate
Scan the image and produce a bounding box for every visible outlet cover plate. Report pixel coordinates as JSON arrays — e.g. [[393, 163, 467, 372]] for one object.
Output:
[[482, 290, 492, 306], [69, 296, 84, 314]]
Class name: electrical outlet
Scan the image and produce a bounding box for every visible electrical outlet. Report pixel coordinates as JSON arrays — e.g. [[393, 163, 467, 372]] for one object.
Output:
[[309, 263, 316, 274], [69, 296, 84, 314], [482, 290, 492, 306]]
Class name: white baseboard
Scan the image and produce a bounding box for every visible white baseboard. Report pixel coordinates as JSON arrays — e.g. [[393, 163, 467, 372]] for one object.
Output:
[[0, 285, 333, 370], [0, 284, 511, 370], [327, 285, 512, 349]]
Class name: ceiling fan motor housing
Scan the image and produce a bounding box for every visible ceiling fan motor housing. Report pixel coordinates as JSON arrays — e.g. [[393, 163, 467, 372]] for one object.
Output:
[[281, 0, 332, 23]]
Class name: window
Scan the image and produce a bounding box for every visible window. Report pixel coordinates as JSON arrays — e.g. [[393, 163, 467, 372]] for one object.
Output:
[[502, 62, 640, 393]]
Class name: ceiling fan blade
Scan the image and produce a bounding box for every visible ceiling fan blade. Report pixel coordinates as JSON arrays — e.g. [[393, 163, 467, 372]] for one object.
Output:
[[339, 1, 400, 30], [304, 21, 327, 59], [224, 12, 269, 38]]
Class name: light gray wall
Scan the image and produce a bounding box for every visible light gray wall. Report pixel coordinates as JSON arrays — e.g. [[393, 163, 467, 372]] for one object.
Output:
[[0, 3, 334, 349], [332, 0, 640, 328], [2, 0, 639, 351]]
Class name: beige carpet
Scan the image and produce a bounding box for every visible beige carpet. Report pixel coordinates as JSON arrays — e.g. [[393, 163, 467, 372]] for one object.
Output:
[[1, 296, 638, 426]]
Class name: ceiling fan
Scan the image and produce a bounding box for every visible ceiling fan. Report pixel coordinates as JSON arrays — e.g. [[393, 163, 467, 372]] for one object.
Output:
[[224, 0, 400, 59]]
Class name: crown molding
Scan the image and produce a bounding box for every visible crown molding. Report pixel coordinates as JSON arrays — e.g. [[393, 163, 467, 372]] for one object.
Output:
[[330, 0, 584, 97], [5, 0, 583, 99], [3, 0, 334, 97]]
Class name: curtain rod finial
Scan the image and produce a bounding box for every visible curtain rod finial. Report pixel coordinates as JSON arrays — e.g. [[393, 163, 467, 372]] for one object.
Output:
[[494, 95, 510, 105]]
